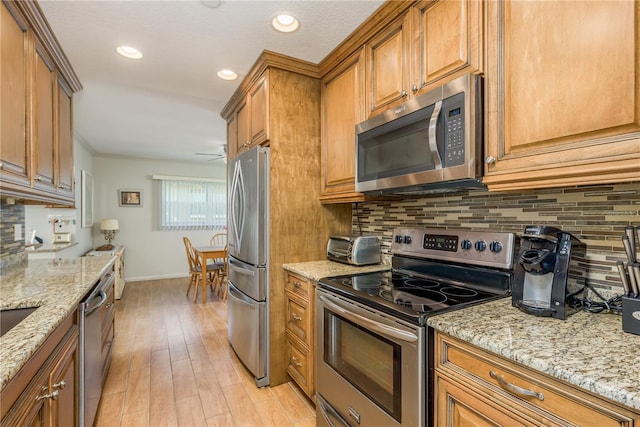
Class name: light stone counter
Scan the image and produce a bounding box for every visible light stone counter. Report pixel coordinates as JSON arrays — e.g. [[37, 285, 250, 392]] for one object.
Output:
[[282, 259, 391, 282], [427, 298, 640, 411], [0, 256, 116, 389]]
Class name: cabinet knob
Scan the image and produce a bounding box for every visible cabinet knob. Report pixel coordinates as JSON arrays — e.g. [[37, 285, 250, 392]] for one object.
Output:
[[34, 175, 42, 182], [411, 84, 418, 93], [57, 184, 65, 189], [293, 281, 302, 288], [401, 90, 408, 97], [485, 156, 496, 165], [0, 162, 3, 169]]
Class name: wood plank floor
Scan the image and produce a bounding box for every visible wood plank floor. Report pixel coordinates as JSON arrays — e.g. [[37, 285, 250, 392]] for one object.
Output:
[[95, 278, 316, 427]]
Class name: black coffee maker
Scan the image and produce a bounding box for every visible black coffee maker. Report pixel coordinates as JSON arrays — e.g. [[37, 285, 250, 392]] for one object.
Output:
[[512, 225, 586, 320]]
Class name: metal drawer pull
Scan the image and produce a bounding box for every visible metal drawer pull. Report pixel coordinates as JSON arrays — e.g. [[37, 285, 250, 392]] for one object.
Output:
[[36, 390, 59, 401], [53, 380, 66, 390], [291, 313, 302, 321], [291, 356, 303, 368], [490, 371, 544, 401]]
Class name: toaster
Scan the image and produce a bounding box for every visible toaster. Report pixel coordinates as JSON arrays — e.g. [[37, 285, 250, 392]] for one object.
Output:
[[327, 235, 381, 266]]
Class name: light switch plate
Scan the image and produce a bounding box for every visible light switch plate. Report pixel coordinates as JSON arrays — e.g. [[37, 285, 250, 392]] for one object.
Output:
[[14, 224, 21, 241]]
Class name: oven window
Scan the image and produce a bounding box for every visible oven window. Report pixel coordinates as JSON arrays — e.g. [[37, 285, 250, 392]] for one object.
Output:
[[323, 309, 402, 421]]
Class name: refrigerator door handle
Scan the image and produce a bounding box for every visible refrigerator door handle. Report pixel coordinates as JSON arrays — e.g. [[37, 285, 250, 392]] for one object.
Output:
[[230, 160, 246, 252], [229, 258, 256, 276]]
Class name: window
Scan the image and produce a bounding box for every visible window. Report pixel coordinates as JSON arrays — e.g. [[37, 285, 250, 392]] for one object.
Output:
[[154, 175, 226, 230]]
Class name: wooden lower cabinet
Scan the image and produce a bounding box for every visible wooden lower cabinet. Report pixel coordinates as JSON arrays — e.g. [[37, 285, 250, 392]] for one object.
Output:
[[284, 271, 315, 399], [1, 312, 79, 427], [433, 331, 640, 427]]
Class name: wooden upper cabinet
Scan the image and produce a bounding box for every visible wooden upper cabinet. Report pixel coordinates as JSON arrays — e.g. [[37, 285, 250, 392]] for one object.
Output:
[[0, 2, 30, 187], [320, 48, 367, 203], [249, 73, 269, 145], [0, 1, 81, 205], [33, 41, 57, 193], [412, 0, 482, 95], [57, 77, 74, 198], [484, 0, 640, 190], [229, 71, 270, 156], [365, 12, 412, 116]]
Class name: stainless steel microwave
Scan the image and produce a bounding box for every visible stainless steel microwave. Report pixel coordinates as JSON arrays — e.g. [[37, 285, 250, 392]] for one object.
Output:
[[355, 73, 484, 195]]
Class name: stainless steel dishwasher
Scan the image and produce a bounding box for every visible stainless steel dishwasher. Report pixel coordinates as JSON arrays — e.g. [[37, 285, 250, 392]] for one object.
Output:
[[79, 270, 114, 427]]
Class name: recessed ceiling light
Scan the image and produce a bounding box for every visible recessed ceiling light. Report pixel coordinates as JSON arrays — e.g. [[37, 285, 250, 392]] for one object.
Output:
[[271, 14, 299, 33], [115, 45, 143, 59], [217, 69, 238, 81]]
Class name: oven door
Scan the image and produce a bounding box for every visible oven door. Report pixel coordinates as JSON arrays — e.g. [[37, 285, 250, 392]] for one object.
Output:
[[316, 288, 425, 427]]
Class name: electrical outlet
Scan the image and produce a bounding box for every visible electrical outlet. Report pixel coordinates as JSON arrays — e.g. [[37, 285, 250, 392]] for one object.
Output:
[[14, 224, 22, 241]]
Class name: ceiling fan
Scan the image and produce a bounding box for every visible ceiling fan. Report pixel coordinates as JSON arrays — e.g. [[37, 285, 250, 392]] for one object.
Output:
[[195, 144, 227, 162]]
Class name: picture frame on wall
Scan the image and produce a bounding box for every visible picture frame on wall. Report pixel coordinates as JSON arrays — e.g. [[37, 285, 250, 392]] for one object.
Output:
[[81, 170, 94, 228], [119, 189, 143, 207]]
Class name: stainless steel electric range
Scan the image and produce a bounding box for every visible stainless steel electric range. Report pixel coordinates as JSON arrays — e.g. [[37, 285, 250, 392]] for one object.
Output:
[[316, 227, 516, 427]]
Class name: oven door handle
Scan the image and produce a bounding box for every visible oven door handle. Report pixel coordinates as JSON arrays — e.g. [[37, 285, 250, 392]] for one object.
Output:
[[319, 295, 419, 343], [317, 395, 350, 427]]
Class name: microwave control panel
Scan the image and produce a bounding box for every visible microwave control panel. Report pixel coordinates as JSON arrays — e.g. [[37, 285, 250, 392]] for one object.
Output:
[[443, 92, 465, 166]]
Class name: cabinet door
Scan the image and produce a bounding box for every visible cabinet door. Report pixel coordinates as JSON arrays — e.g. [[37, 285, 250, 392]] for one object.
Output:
[[226, 113, 237, 160], [0, 2, 30, 187], [412, 0, 482, 94], [320, 49, 366, 203], [49, 333, 78, 427], [56, 77, 74, 198], [249, 72, 269, 145], [235, 97, 249, 154], [366, 12, 411, 116], [484, 0, 640, 190], [33, 41, 57, 193]]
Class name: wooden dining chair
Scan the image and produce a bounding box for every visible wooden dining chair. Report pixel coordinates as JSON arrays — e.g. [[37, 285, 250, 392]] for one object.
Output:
[[209, 233, 228, 301], [183, 237, 217, 301]]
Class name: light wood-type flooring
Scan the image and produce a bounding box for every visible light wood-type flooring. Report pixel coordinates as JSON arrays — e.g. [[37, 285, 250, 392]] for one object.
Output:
[[95, 278, 316, 427]]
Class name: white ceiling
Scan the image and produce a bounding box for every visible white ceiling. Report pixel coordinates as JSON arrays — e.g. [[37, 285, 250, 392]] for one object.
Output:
[[37, 0, 384, 163]]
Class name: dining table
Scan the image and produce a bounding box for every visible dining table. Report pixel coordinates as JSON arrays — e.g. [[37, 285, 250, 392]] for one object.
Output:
[[192, 245, 227, 303]]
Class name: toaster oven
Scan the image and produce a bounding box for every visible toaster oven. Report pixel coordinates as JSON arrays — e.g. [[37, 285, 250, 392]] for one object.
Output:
[[327, 236, 381, 266]]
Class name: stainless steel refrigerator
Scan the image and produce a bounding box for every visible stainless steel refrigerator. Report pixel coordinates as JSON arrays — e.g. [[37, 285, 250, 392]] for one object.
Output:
[[227, 146, 269, 387]]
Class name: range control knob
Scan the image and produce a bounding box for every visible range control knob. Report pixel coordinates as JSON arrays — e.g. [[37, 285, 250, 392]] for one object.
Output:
[[461, 239, 472, 250], [403, 235, 412, 244], [474, 240, 487, 251], [395, 235, 404, 244], [489, 241, 503, 253]]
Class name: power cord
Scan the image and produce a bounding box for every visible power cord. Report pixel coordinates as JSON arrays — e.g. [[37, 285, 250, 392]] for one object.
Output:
[[568, 282, 623, 314]]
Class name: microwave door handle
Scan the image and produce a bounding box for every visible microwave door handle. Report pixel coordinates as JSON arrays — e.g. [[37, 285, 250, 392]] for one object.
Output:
[[428, 100, 443, 169]]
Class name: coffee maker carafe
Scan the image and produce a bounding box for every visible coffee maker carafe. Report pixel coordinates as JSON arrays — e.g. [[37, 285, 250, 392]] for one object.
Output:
[[512, 225, 585, 320]]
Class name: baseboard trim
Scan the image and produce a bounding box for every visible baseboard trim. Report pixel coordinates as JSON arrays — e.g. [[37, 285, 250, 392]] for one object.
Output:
[[125, 273, 189, 282]]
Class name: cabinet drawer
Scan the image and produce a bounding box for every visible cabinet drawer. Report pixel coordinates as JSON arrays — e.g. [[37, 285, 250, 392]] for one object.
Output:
[[285, 272, 310, 300], [285, 290, 311, 346], [285, 335, 311, 392], [436, 333, 639, 427]]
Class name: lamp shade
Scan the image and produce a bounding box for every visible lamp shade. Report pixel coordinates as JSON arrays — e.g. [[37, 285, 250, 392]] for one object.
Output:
[[100, 219, 119, 231]]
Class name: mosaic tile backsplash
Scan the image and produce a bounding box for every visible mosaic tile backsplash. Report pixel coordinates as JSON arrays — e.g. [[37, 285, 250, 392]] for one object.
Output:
[[352, 182, 640, 293], [0, 201, 26, 270]]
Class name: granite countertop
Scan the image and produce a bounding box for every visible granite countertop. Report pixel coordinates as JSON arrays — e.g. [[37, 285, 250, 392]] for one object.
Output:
[[0, 256, 116, 390], [282, 259, 391, 282], [428, 298, 640, 411]]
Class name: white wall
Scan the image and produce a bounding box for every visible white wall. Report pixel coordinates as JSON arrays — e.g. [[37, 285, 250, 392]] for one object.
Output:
[[93, 155, 226, 281], [25, 137, 95, 257]]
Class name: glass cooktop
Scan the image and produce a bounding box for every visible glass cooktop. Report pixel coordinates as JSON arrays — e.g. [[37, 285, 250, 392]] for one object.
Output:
[[319, 270, 506, 325]]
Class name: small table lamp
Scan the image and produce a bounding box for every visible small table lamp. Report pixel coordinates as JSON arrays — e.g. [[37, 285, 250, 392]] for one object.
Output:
[[99, 219, 119, 251]]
